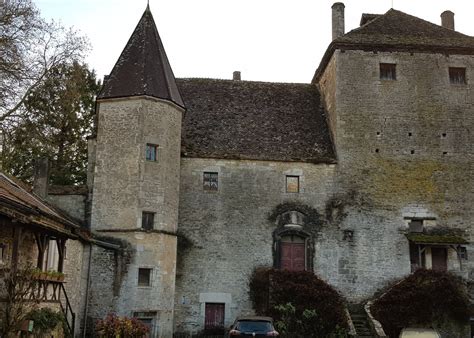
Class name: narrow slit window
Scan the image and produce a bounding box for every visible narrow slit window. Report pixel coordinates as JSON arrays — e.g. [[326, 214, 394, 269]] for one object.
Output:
[[203, 172, 218, 191], [146, 143, 159, 162], [142, 212, 155, 230], [286, 175, 299, 193], [380, 63, 396, 80], [449, 67, 466, 84], [138, 268, 152, 287]]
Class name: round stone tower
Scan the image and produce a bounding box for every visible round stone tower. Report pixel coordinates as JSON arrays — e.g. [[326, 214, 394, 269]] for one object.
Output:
[[89, 5, 184, 337]]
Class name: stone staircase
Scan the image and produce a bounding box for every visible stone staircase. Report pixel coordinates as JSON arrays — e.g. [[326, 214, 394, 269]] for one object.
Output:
[[348, 304, 375, 337]]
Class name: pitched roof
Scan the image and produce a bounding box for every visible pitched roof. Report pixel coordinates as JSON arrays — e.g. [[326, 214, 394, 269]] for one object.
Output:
[[0, 173, 81, 237], [177, 79, 336, 164], [313, 9, 474, 82], [98, 6, 184, 107]]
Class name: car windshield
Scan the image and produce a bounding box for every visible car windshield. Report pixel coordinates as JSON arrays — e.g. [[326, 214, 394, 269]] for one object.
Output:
[[236, 320, 272, 332]]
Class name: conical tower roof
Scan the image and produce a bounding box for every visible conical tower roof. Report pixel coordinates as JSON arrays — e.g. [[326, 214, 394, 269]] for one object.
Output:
[[98, 6, 184, 108]]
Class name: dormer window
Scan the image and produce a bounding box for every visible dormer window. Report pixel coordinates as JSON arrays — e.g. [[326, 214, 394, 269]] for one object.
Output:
[[449, 67, 466, 84], [380, 63, 396, 80]]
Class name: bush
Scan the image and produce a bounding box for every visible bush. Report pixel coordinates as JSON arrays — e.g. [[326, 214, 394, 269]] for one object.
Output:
[[26, 308, 66, 337], [249, 267, 348, 337], [371, 269, 470, 337], [95, 313, 150, 337]]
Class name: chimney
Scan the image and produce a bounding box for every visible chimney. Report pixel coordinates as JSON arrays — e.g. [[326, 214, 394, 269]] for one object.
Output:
[[332, 2, 345, 40], [33, 158, 49, 198], [441, 10, 455, 30], [233, 71, 241, 81]]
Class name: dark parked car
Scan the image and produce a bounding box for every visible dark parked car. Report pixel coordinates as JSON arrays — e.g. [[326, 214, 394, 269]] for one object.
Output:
[[228, 316, 279, 337]]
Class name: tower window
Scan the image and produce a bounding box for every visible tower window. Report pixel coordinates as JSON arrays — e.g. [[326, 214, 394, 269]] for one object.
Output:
[[203, 172, 218, 191], [380, 63, 396, 80], [145, 143, 159, 161], [286, 175, 299, 193], [138, 268, 152, 287], [449, 67, 466, 84], [142, 212, 155, 230]]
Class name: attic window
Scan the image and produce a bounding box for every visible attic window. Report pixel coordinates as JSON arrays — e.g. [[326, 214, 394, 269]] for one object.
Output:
[[380, 63, 396, 80], [449, 67, 466, 84]]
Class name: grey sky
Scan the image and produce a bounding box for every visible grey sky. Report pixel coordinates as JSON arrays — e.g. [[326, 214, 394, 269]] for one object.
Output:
[[35, 0, 474, 83]]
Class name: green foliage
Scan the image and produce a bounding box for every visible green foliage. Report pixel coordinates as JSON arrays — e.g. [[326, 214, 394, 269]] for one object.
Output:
[[249, 267, 348, 337], [371, 269, 470, 337], [1, 61, 100, 184], [95, 313, 150, 338], [26, 308, 65, 337]]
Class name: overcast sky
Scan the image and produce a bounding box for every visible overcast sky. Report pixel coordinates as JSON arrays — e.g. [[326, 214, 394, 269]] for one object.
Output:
[[35, 0, 474, 83]]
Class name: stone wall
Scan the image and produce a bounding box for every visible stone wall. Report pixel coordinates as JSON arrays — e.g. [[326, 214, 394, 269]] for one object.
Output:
[[318, 49, 473, 297], [174, 158, 337, 333]]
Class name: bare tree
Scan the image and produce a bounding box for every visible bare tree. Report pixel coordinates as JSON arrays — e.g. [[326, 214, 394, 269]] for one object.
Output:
[[0, 0, 89, 125]]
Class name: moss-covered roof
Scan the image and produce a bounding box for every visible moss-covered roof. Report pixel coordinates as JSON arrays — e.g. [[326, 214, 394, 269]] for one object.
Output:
[[406, 233, 468, 245]]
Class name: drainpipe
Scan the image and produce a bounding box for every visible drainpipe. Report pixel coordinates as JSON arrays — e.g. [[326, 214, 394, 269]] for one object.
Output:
[[82, 243, 93, 338]]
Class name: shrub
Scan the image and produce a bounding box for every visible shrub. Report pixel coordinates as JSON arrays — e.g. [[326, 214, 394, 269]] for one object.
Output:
[[249, 267, 348, 337], [371, 269, 470, 337], [26, 308, 66, 337], [95, 313, 150, 337]]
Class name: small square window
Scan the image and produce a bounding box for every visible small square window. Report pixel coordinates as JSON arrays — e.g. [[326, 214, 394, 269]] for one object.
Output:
[[449, 67, 466, 84], [380, 63, 396, 80], [142, 212, 155, 230], [203, 172, 218, 191], [286, 175, 299, 193], [408, 219, 423, 233], [146, 144, 159, 162], [138, 268, 152, 287]]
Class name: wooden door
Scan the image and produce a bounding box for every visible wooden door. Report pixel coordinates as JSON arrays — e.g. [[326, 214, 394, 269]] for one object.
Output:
[[431, 247, 447, 271], [281, 242, 305, 271], [204, 303, 225, 329]]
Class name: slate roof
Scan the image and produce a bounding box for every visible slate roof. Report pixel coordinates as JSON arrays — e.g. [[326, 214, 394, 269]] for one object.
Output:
[[177, 79, 336, 164], [313, 9, 474, 82], [0, 173, 82, 237], [98, 6, 184, 107]]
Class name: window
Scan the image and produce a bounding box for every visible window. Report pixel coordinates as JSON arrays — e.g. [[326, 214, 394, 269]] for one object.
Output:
[[449, 67, 466, 84], [142, 212, 155, 230], [204, 303, 225, 330], [42, 239, 59, 271], [203, 172, 218, 191], [138, 268, 152, 287], [286, 175, 299, 193], [145, 143, 159, 161], [380, 63, 396, 80]]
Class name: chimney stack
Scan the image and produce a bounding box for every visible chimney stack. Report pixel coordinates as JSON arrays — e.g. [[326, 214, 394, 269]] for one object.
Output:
[[233, 71, 241, 81], [332, 2, 345, 40], [33, 158, 49, 198], [441, 10, 455, 30]]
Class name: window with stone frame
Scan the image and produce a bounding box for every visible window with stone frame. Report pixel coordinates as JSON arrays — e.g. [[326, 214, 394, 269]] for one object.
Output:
[[380, 63, 396, 80], [145, 143, 159, 162], [286, 175, 299, 193], [138, 268, 152, 287], [203, 172, 218, 192], [142, 212, 155, 230], [449, 67, 466, 84]]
